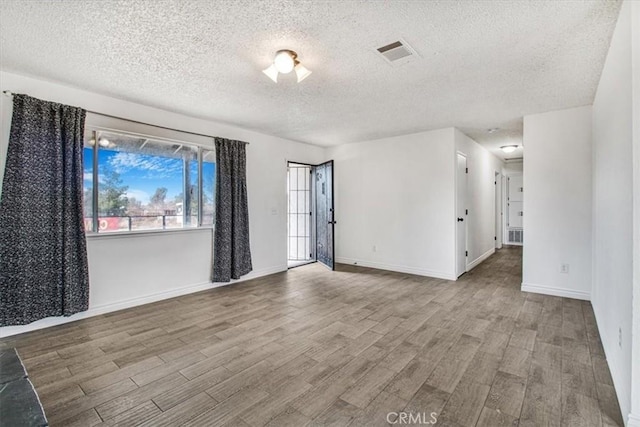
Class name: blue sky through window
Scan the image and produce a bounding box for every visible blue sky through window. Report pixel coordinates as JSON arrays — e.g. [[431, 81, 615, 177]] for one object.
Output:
[[83, 147, 215, 206]]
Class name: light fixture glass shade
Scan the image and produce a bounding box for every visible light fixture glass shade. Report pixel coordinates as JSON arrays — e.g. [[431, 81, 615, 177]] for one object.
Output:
[[501, 145, 518, 153], [274, 51, 295, 73], [262, 64, 279, 83], [295, 63, 312, 82]]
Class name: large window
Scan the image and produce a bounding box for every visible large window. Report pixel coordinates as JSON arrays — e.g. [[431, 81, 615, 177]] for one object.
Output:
[[83, 130, 215, 233]]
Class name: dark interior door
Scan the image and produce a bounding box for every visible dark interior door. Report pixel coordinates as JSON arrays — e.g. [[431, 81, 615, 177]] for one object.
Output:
[[315, 160, 335, 269]]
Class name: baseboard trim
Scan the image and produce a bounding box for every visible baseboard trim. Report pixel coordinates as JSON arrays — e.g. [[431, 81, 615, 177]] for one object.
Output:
[[0, 265, 287, 338], [466, 248, 495, 272], [628, 413, 640, 427], [521, 282, 591, 301], [229, 264, 288, 283], [336, 257, 456, 281]]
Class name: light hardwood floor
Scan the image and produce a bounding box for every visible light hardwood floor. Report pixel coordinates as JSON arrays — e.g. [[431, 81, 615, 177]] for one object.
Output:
[[0, 247, 624, 426]]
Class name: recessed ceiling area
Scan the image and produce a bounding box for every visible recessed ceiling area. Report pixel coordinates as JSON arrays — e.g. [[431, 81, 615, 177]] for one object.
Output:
[[0, 1, 621, 159]]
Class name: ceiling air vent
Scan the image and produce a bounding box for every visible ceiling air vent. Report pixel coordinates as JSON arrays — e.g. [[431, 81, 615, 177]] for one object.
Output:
[[376, 39, 417, 65]]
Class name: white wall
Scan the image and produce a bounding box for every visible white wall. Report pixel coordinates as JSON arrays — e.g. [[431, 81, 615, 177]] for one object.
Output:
[[632, 2, 640, 425], [454, 129, 504, 270], [592, 1, 634, 422], [522, 105, 592, 300], [327, 128, 457, 280], [503, 160, 523, 175], [0, 71, 325, 337]]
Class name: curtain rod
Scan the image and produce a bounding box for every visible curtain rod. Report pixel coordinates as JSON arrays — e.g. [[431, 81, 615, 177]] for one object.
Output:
[[2, 90, 249, 144]]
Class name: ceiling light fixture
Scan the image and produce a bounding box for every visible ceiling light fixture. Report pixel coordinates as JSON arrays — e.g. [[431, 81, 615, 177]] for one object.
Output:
[[263, 49, 312, 83], [500, 145, 518, 153]]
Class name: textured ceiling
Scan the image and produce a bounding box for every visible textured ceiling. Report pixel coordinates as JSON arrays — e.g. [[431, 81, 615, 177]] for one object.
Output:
[[0, 0, 621, 158]]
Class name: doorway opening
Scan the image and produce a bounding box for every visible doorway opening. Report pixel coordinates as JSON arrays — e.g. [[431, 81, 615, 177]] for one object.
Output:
[[287, 161, 335, 270], [287, 163, 314, 268], [495, 171, 503, 249], [506, 173, 524, 246], [456, 152, 468, 277]]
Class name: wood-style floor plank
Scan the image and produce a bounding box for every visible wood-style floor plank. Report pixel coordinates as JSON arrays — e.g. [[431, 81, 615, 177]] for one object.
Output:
[[484, 371, 526, 418], [438, 378, 491, 426], [1, 247, 624, 426]]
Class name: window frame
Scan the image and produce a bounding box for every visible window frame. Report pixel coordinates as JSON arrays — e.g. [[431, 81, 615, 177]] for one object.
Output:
[[84, 126, 215, 236]]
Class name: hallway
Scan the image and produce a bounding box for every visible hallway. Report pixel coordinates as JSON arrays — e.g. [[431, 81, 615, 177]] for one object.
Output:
[[0, 247, 623, 426]]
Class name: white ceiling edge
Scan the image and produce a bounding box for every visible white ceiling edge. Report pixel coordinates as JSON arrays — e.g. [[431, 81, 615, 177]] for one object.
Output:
[[0, 0, 621, 155], [0, 68, 508, 156], [0, 69, 321, 149], [1, 68, 602, 163]]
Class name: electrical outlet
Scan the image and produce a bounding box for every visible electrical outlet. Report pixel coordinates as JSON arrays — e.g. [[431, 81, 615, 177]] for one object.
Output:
[[619, 327, 622, 347], [560, 264, 570, 274]]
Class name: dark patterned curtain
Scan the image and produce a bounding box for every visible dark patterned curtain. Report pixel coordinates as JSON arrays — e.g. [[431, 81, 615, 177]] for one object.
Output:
[[0, 94, 89, 326], [212, 138, 252, 282]]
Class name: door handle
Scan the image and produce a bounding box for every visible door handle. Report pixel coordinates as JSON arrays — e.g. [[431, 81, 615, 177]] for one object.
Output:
[[328, 221, 336, 224], [457, 218, 464, 222]]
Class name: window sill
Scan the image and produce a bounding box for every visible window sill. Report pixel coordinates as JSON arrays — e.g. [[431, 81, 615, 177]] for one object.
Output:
[[85, 227, 213, 240]]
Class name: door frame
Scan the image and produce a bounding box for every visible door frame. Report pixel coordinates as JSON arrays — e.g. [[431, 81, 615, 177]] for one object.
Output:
[[286, 161, 315, 268], [455, 151, 468, 278], [285, 160, 335, 270], [495, 170, 503, 249]]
